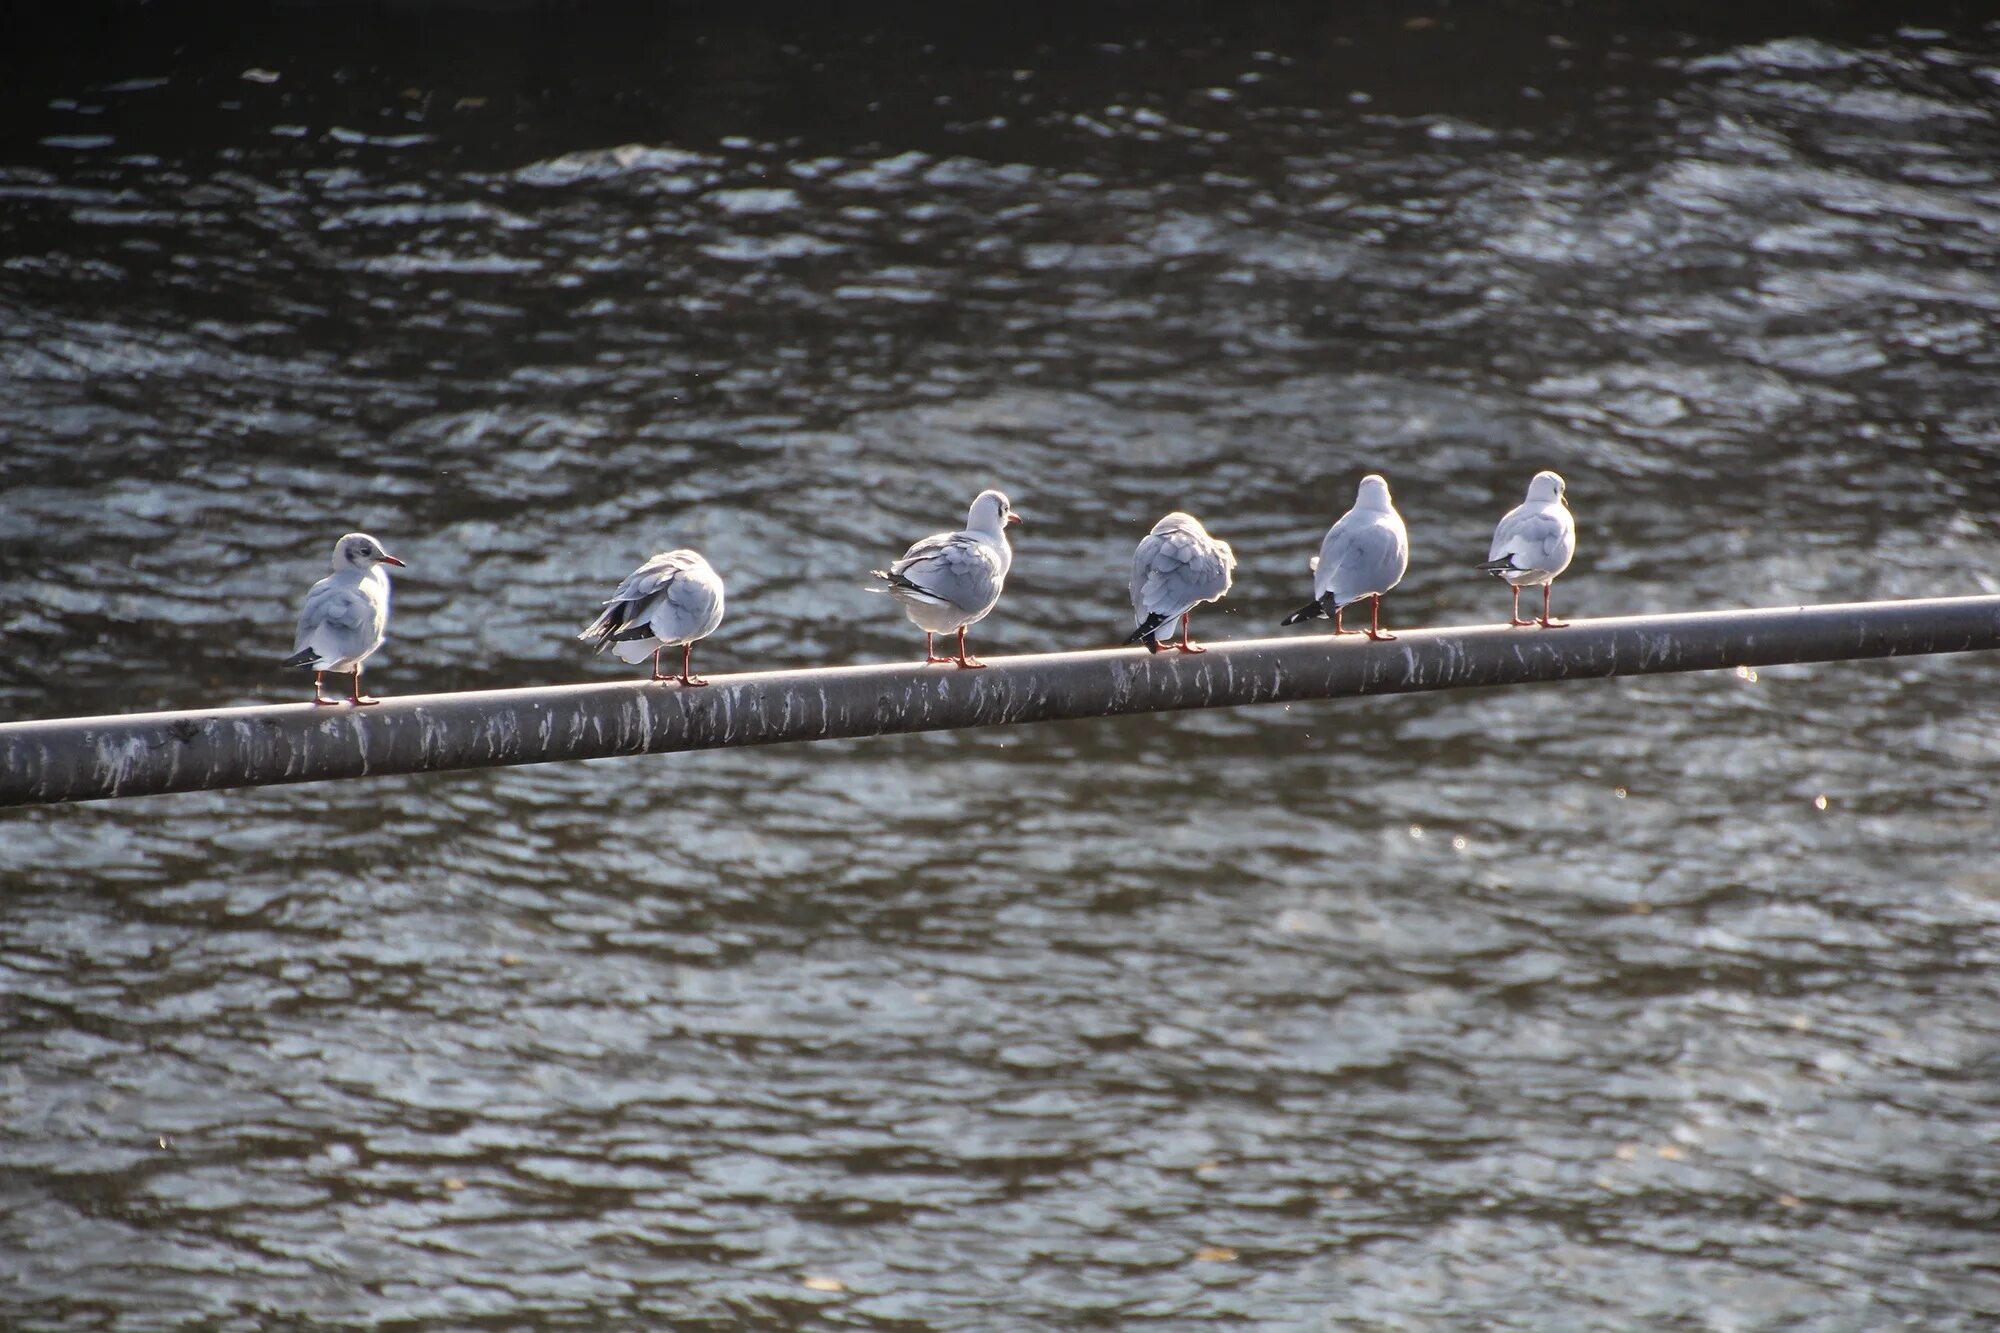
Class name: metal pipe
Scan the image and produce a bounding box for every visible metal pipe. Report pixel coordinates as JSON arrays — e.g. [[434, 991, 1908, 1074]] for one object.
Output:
[[2, 595, 1997, 808]]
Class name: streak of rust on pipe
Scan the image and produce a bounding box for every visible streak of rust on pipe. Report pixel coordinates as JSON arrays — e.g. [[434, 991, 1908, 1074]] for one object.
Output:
[[2, 596, 1997, 808]]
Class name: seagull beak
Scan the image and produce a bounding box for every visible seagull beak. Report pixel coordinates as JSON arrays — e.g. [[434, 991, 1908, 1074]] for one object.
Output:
[[379, 554, 407, 567], [1005, 512, 1023, 526]]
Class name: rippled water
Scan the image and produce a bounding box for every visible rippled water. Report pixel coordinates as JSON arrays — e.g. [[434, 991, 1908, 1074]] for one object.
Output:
[[5, 4, 2000, 1328]]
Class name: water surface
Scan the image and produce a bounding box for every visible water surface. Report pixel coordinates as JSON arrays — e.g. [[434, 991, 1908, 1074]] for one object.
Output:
[[3, 4, 2000, 1328]]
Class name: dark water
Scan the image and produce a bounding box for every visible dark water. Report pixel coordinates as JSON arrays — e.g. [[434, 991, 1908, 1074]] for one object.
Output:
[[5, 3, 2000, 1327]]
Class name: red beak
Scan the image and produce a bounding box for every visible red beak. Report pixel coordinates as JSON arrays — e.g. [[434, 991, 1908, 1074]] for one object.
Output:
[[380, 554, 407, 567], [1005, 512, 1024, 526]]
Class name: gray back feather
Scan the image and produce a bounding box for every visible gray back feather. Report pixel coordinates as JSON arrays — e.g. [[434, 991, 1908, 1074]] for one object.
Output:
[[1314, 507, 1408, 608], [1131, 522, 1235, 622]]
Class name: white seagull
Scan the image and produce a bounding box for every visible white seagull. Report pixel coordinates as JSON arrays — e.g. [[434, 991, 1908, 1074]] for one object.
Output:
[[577, 549, 726, 685], [871, 489, 1021, 668], [280, 532, 406, 706], [1478, 470, 1575, 628], [1125, 511, 1236, 654], [1280, 474, 1410, 640]]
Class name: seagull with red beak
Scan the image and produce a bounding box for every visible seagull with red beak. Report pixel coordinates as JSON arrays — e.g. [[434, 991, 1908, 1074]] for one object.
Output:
[[280, 532, 406, 706], [871, 489, 1022, 668]]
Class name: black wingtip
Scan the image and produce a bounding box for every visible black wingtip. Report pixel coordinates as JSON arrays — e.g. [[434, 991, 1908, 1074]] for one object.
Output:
[[279, 648, 317, 670], [1279, 599, 1327, 627], [1125, 612, 1171, 647], [576, 605, 625, 652], [1475, 558, 1514, 576]]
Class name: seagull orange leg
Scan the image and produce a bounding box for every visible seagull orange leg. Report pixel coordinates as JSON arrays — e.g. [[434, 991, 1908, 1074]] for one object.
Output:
[[1538, 583, 1568, 629], [649, 647, 672, 682], [1509, 585, 1534, 628], [349, 668, 380, 706], [953, 626, 987, 669], [1172, 611, 1206, 653], [680, 642, 709, 687], [924, 632, 952, 665], [1333, 603, 1359, 636], [311, 671, 339, 706], [1365, 595, 1396, 641]]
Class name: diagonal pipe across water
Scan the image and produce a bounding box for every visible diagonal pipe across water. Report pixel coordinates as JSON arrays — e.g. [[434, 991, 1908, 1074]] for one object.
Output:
[[2, 595, 1997, 807]]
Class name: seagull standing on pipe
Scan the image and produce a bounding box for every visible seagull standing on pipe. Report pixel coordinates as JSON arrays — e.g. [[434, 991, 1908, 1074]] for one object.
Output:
[[1125, 511, 1235, 653], [577, 549, 726, 685], [1478, 470, 1575, 628], [871, 489, 1021, 668], [279, 532, 406, 706], [1280, 474, 1409, 640]]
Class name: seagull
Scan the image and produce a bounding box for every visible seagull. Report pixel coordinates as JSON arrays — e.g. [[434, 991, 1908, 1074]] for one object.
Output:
[[1125, 512, 1236, 653], [1280, 474, 1410, 640], [871, 489, 1021, 668], [279, 532, 405, 706], [1478, 470, 1575, 628], [577, 549, 726, 685]]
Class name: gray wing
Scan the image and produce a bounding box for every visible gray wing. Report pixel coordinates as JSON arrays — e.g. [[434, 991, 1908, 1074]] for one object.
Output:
[[293, 578, 378, 666], [581, 550, 723, 647], [605, 550, 690, 605], [889, 532, 953, 574], [1315, 516, 1408, 607], [885, 532, 1003, 613], [1487, 506, 1574, 577], [1132, 528, 1234, 622], [580, 559, 681, 647]]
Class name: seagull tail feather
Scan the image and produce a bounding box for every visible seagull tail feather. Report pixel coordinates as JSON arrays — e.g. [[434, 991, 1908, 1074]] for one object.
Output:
[[577, 602, 651, 653], [873, 569, 952, 606], [576, 607, 618, 650]]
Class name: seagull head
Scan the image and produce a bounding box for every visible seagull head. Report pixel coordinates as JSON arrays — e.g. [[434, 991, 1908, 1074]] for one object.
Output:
[[967, 489, 1022, 537], [1354, 474, 1394, 511], [1151, 511, 1203, 536], [1527, 470, 1566, 507], [333, 532, 407, 571]]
